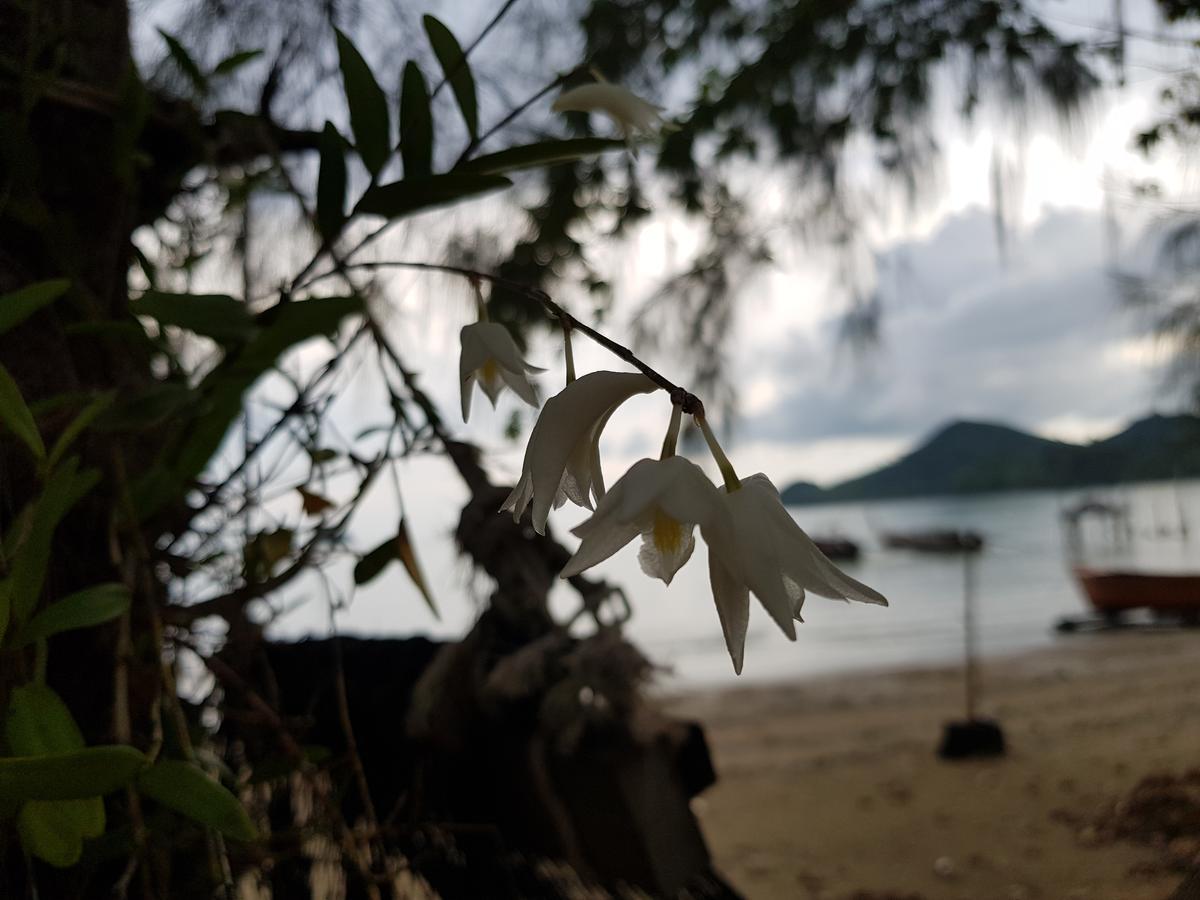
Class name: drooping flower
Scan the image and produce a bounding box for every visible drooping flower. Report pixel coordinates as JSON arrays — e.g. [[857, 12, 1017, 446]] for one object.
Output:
[[459, 321, 543, 423], [501, 371, 658, 534], [560, 456, 726, 585], [702, 473, 888, 675], [551, 83, 665, 145]]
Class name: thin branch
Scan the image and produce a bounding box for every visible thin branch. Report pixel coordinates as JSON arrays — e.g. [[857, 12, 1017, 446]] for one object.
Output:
[[166, 456, 387, 626], [453, 71, 577, 166], [304, 259, 708, 414]]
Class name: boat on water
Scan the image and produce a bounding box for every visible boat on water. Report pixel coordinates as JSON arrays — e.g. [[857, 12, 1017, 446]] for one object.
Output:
[[882, 529, 983, 553], [1061, 496, 1200, 624], [1072, 567, 1200, 621]]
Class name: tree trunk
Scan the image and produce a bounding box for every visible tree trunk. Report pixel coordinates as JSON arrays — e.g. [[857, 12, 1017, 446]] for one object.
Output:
[[0, 2, 162, 894]]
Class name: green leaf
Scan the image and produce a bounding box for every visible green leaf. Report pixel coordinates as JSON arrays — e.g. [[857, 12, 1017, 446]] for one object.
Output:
[[6, 457, 101, 626], [19, 800, 84, 866], [0, 280, 70, 336], [0, 362, 45, 460], [6, 683, 85, 753], [233, 295, 364, 382], [44, 391, 116, 474], [316, 122, 348, 242], [137, 760, 257, 841], [97, 382, 195, 432], [354, 173, 511, 219], [353, 536, 395, 586], [212, 49, 263, 78], [136, 290, 257, 344], [0, 747, 146, 802], [11, 583, 130, 647], [158, 29, 208, 95], [334, 29, 391, 176], [457, 137, 625, 176], [422, 15, 477, 140], [400, 62, 433, 178]]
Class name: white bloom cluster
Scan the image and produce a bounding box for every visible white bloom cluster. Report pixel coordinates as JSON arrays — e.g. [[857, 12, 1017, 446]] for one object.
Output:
[[451, 83, 887, 674]]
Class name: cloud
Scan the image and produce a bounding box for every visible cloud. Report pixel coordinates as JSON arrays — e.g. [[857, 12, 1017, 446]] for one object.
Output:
[[739, 206, 1166, 450]]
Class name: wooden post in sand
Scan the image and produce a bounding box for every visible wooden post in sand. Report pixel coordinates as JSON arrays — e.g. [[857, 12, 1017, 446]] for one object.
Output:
[[964, 550, 977, 722], [937, 539, 1005, 759]]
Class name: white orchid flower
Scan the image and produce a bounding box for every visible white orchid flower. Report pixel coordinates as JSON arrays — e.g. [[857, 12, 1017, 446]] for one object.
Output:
[[459, 321, 543, 423], [702, 473, 888, 675], [560, 456, 726, 585], [551, 83, 665, 145], [501, 371, 657, 534]]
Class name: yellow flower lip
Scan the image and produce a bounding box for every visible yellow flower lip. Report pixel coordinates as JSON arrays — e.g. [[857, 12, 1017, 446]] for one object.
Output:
[[559, 455, 725, 586], [459, 321, 543, 423], [651, 509, 684, 555]]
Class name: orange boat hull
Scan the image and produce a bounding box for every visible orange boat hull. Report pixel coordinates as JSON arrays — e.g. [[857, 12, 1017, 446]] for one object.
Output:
[[1073, 567, 1200, 615]]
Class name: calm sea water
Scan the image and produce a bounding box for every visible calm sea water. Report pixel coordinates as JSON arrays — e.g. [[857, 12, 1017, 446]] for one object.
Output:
[[284, 475, 1200, 692], [589, 479, 1200, 690]]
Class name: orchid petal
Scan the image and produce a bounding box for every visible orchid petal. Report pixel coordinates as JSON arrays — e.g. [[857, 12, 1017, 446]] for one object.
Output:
[[551, 83, 664, 137], [700, 471, 887, 673], [707, 547, 749, 676], [501, 371, 657, 533]]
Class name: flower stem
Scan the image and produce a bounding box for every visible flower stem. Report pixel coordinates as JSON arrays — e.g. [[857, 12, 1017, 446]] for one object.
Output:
[[696, 415, 740, 492], [660, 402, 682, 459], [562, 318, 576, 384], [473, 281, 489, 322]]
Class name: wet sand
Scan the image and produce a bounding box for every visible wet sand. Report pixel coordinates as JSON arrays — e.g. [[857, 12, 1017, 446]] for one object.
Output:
[[665, 630, 1200, 900]]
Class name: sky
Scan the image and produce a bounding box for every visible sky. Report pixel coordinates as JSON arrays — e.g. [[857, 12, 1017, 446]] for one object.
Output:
[[332, 0, 1196, 492], [138, 1, 1200, 647]]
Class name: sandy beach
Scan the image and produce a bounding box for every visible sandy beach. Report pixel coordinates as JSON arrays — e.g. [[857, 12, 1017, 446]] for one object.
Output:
[[665, 630, 1200, 900]]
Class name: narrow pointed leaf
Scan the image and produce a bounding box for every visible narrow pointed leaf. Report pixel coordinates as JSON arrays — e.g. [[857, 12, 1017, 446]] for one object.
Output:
[[12, 583, 131, 647], [97, 382, 195, 432], [0, 279, 70, 336], [7, 458, 100, 623], [316, 122, 348, 241], [0, 363, 44, 460], [158, 29, 208, 95], [396, 518, 438, 618], [400, 62, 433, 178], [354, 536, 395, 586], [298, 488, 334, 516], [212, 49, 263, 78], [137, 760, 257, 841], [457, 137, 625, 176], [354, 173, 511, 219], [335, 29, 390, 176], [423, 15, 477, 139], [45, 390, 116, 473], [136, 290, 257, 344], [0, 747, 146, 802]]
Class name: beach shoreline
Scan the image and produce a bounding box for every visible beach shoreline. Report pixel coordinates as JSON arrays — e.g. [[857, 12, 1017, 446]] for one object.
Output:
[[664, 630, 1200, 900]]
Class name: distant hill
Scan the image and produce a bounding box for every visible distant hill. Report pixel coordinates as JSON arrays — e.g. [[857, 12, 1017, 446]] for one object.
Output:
[[780, 414, 1200, 505]]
